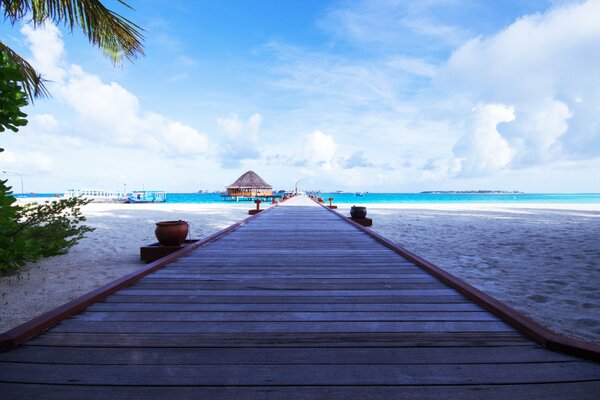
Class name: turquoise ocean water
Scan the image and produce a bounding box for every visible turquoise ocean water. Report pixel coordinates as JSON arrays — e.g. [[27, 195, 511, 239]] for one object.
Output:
[[18, 192, 600, 204]]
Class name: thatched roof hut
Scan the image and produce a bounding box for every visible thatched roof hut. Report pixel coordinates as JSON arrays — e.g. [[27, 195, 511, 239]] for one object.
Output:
[[226, 170, 272, 198]]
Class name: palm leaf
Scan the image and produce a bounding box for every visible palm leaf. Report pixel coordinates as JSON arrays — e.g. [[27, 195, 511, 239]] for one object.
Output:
[[1, 0, 144, 99], [0, 40, 49, 99], [3, 0, 144, 63]]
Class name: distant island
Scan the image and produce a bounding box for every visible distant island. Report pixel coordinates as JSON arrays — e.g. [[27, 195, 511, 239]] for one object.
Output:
[[420, 190, 524, 194]]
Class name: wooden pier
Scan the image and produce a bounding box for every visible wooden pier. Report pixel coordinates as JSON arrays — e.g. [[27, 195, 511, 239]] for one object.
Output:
[[1, 195, 599, 398]]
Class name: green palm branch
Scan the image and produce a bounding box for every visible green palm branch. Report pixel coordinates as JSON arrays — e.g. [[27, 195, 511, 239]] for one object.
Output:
[[1, 0, 144, 100]]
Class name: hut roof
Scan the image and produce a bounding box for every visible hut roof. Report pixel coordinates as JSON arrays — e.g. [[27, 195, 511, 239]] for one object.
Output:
[[227, 170, 272, 189]]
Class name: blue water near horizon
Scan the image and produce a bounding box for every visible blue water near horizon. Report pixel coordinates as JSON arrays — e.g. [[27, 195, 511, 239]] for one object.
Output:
[[15, 192, 600, 204]]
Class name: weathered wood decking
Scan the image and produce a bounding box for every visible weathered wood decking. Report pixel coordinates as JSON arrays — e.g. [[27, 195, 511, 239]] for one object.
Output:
[[1, 195, 599, 399]]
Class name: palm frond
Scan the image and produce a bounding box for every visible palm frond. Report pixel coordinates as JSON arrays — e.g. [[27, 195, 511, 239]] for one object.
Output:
[[0, 40, 49, 100], [2, 0, 144, 65]]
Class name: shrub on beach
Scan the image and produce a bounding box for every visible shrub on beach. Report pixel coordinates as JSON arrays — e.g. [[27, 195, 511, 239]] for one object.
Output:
[[0, 179, 94, 275]]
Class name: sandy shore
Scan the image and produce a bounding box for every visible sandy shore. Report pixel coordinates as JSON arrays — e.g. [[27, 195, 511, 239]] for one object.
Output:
[[1, 200, 599, 345]]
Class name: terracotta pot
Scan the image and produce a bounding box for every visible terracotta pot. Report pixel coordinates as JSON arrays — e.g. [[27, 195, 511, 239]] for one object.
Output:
[[350, 206, 367, 219], [155, 220, 189, 246]]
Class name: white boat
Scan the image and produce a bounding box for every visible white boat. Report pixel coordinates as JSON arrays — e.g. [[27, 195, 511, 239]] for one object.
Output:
[[126, 191, 167, 203]]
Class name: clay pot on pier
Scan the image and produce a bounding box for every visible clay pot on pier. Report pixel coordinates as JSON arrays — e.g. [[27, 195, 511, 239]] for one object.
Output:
[[155, 220, 189, 246], [350, 206, 367, 219]]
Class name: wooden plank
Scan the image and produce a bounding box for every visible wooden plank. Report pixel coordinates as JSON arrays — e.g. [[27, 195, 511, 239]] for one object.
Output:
[[1, 345, 577, 365], [2, 361, 599, 385], [101, 294, 474, 304], [3, 382, 600, 400], [140, 274, 439, 279], [128, 282, 448, 290], [50, 320, 514, 333], [27, 332, 532, 347], [69, 311, 500, 322], [149, 268, 430, 274], [87, 302, 486, 312], [113, 289, 461, 296]]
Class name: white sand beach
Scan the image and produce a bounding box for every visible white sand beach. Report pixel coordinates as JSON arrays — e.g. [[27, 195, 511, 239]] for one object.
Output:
[[1, 200, 599, 345]]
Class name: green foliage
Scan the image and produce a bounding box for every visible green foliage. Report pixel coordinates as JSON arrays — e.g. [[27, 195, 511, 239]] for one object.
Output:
[[0, 179, 25, 274], [0, 51, 28, 138], [0, 180, 95, 275], [19, 197, 95, 258]]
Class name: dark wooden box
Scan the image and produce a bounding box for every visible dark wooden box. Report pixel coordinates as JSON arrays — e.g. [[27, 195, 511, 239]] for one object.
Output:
[[349, 217, 372, 227], [140, 240, 198, 263]]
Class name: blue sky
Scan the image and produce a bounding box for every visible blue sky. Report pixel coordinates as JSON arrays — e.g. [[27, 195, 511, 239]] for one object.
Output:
[[1, 0, 599, 193]]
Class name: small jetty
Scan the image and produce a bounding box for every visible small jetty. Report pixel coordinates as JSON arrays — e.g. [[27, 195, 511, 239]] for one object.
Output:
[[64, 189, 128, 202], [1, 195, 599, 398]]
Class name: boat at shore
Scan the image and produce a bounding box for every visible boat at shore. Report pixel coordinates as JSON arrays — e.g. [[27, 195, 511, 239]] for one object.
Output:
[[126, 190, 167, 203]]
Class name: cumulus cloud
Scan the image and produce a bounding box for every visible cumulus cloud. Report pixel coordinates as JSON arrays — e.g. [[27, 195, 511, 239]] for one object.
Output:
[[30, 114, 59, 132], [437, 0, 600, 170], [503, 99, 572, 166], [302, 130, 337, 167], [341, 151, 374, 169], [298, 131, 379, 171], [453, 104, 515, 177], [21, 24, 66, 83], [20, 23, 210, 159], [421, 157, 462, 181], [217, 113, 262, 167], [0, 150, 55, 173]]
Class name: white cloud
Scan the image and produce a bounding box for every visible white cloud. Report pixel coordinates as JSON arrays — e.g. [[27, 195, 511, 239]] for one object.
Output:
[[0, 150, 54, 173], [265, 42, 399, 107], [21, 24, 210, 160], [160, 120, 209, 157], [453, 104, 515, 177], [505, 99, 572, 166], [303, 130, 337, 167], [59, 65, 141, 145], [386, 56, 437, 77], [341, 151, 374, 169], [21, 24, 66, 83], [421, 157, 463, 181], [320, 0, 466, 50], [217, 113, 262, 167], [30, 114, 59, 132], [437, 0, 600, 169]]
